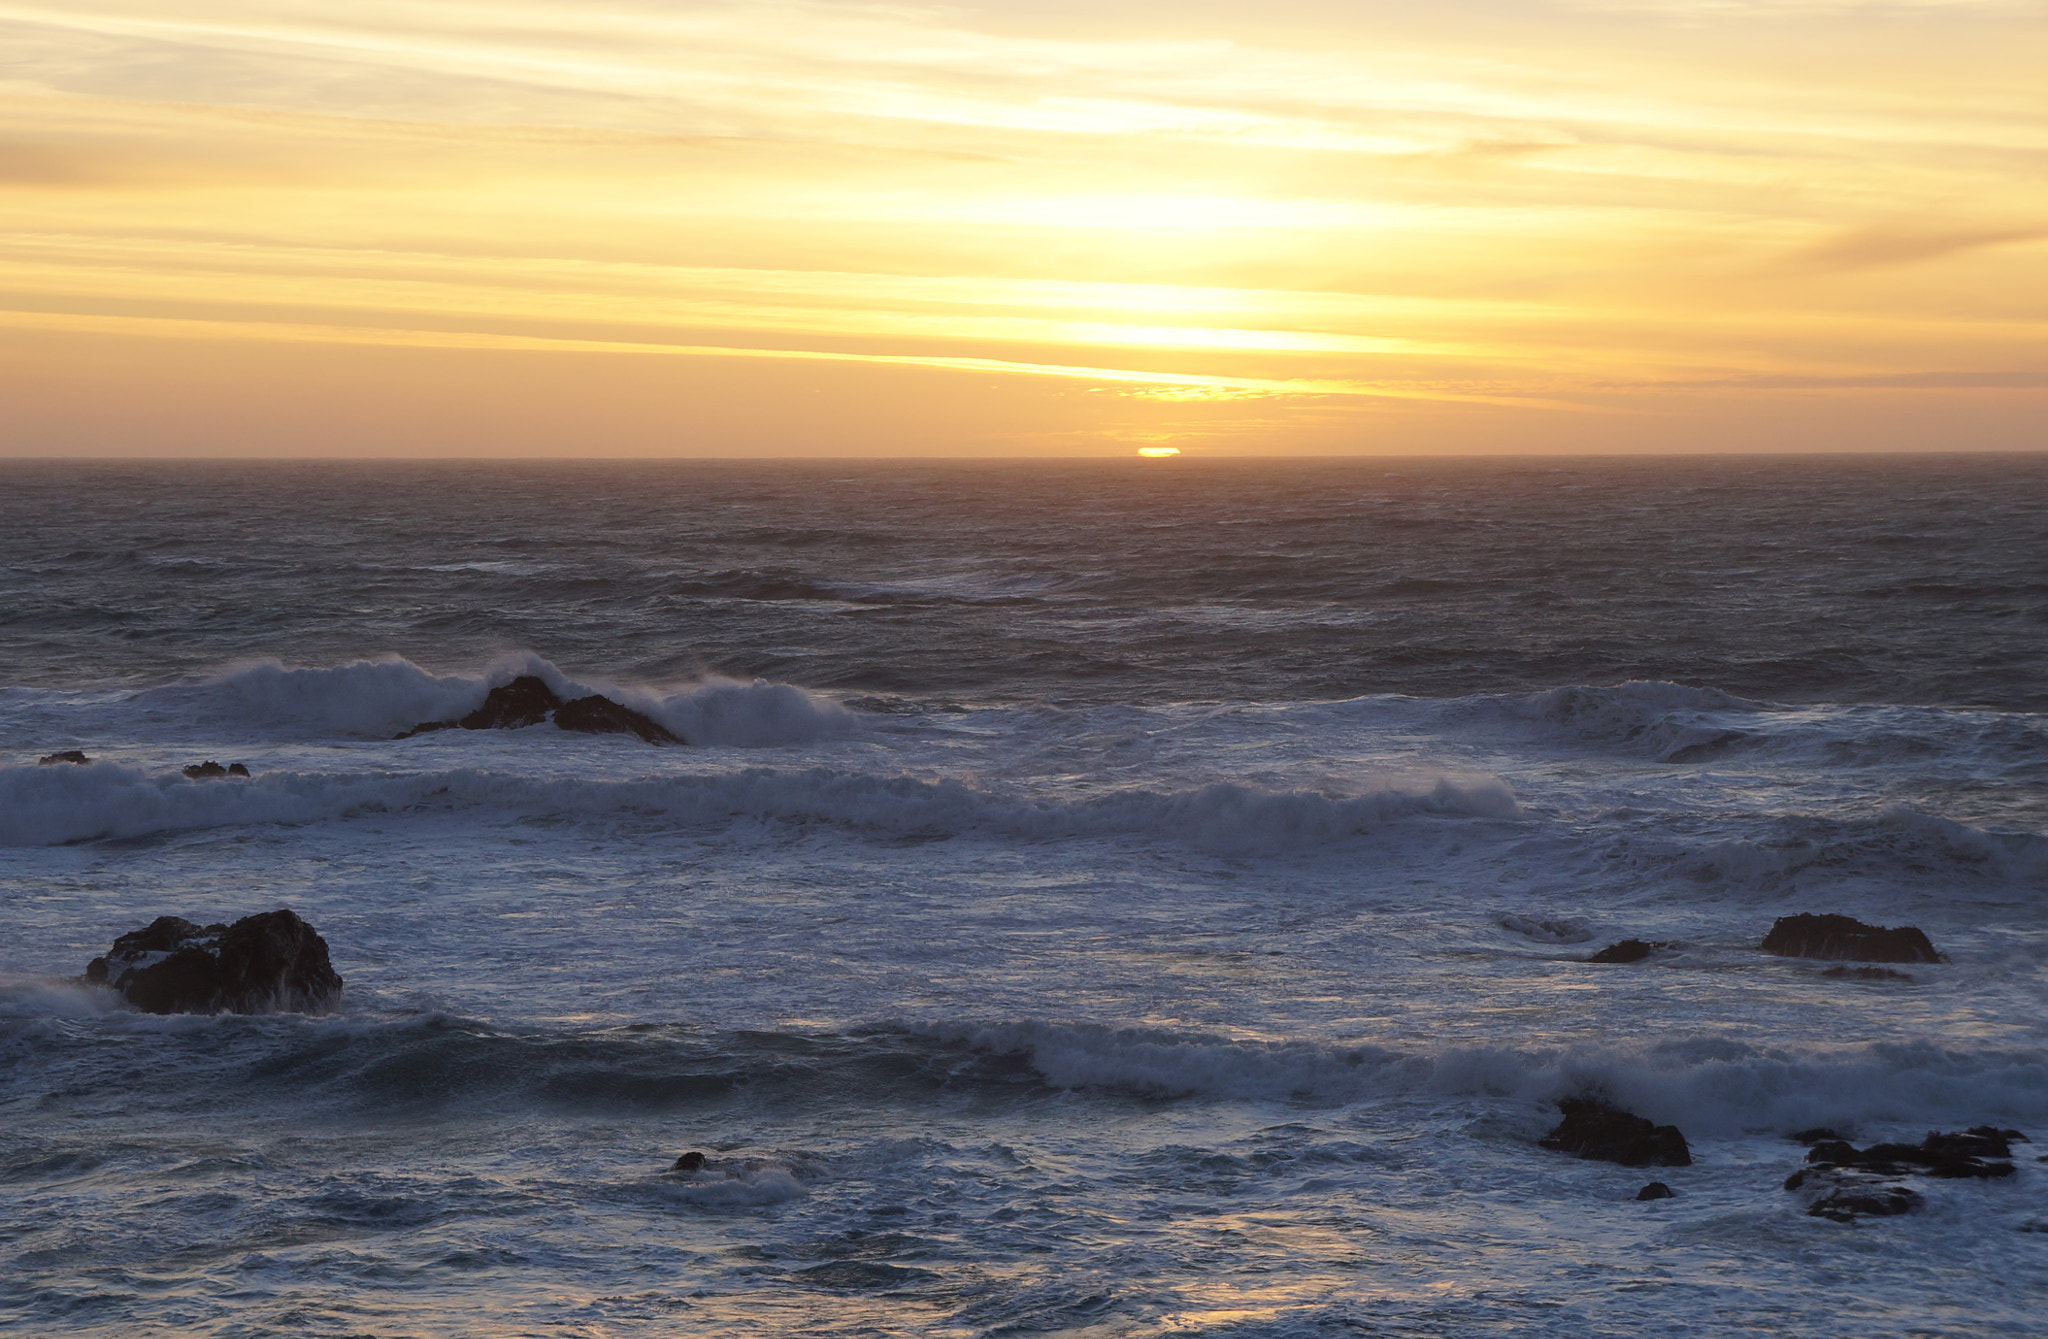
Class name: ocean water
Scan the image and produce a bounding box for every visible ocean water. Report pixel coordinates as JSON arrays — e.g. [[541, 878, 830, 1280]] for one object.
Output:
[[2, 455, 2045, 1337]]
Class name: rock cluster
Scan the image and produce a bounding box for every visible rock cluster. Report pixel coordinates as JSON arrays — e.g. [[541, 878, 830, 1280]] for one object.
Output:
[[1761, 913, 1943, 963], [400, 675, 681, 744], [1540, 1097, 1691, 1167], [182, 761, 251, 779], [39, 750, 90, 765], [1783, 1126, 2028, 1221], [84, 909, 343, 1015]]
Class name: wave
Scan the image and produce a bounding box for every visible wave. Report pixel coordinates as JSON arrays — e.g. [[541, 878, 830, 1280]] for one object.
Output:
[[4, 1002, 2040, 1139], [1491, 681, 1773, 762], [1666, 806, 2048, 893], [118, 654, 856, 746], [0, 760, 1518, 849]]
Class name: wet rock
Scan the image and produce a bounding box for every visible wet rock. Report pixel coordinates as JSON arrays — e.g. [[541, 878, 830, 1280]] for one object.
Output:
[[1803, 1130, 2022, 1179], [399, 675, 682, 744], [1540, 1097, 1691, 1167], [1822, 965, 1911, 981], [671, 1151, 706, 1172], [1809, 1185, 1921, 1222], [461, 675, 562, 730], [555, 694, 681, 744], [1761, 913, 1942, 963], [84, 909, 343, 1015], [1586, 939, 1670, 964], [1635, 1182, 1674, 1200], [182, 761, 235, 779], [38, 750, 90, 766]]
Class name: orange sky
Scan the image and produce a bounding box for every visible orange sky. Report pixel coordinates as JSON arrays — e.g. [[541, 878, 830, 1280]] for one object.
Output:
[[3, 0, 2045, 456]]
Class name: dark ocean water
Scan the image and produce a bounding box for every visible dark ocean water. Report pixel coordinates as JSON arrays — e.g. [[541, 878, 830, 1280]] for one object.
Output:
[[2, 455, 2045, 1338]]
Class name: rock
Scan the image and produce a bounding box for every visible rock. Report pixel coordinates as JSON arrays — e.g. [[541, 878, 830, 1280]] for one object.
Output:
[[461, 675, 562, 730], [1790, 1127, 1847, 1144], [84, 909, 343, 1014], [1635, 1182, 1674, 1200], [671, 1151, 706, 1172], [39, 750, 90, 766], [555, 694, 681, 744], [399, 675, 683, 745], [1540, 1097, 1691, 1167], [1822, 965, 1911, 981], [1586, 939, 1670, 964], [1761, 913, 1942, 963], [182, 761, 228, 779], [1803, 1130, 2020, 1179], [1809, 1185, 1921, 1222], [228, 762, 250, 777]]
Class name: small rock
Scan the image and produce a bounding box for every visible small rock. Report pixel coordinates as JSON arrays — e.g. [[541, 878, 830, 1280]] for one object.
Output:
[[38, 750, 90, 766], [1808, 1185, 1921, 1222], [1635, 1182, 1674, 1200], [1540, 1097, 1691, 1167], [1587, 940, 1670, 964], [183, 761, 229, 779], [228, 762, 250, 777], [399, 675, 684, 745], [1761, 913, 1942, 964], [672, 1151, 706, 1172]]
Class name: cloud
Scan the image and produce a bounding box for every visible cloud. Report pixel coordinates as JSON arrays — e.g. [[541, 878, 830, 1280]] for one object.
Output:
[[1790, 223, 2046, 271]]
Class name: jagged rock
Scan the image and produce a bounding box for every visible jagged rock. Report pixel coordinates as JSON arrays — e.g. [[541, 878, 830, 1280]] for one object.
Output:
[[1809, 1185, 1921, 1222], [1586, 940, 1670, 964], [1635, 1182, 1674, 1200], [39, 750, 90, 766], [1540, 1097, 1691, 1167], [183, 761, 226, 779], [1761, 913, 1942, 963], [399, 675, 683, 744], [671, 1151, 706, 1172], [84, 909, 343, 1015], [555, 694, 681, 744]]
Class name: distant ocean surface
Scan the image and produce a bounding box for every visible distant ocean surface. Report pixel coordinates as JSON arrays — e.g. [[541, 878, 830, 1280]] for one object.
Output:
[[3, 455, 2045, 1337]]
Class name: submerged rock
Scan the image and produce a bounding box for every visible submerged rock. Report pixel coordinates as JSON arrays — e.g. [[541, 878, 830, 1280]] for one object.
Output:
[[84, 909, 343, 1015], [1586, 939, 1671, 964], [1635, 1181, 1675, 1200], [400, 674, 683, 744], [1809, 1184, 1921, 1222], [1761, 913, 1942, 963], [38, 750, 90, 766], [1540, 1097, 1691, 1167], [671, 1151, 706, 1172], [1803, 1130, 2020, 1179]]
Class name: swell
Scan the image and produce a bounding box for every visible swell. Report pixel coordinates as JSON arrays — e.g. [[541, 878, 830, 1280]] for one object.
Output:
[[0, 760, 1518, 849], [4, 1004, 2042, 1139]]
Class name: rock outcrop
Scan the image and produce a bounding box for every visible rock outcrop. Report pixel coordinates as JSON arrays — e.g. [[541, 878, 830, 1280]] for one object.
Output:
[[1635, 1182, 1674, 1200], [182, 761, 250, 779], [39, 750, 90, 766], [1761, 913, 1942, 963], [1784, 1127, 2026, 1221], [84, 909, 343, 1015], [400, 675, 682, 744], [1586, 939, 1671, 964], [1540, 1097, 1691, 1167]]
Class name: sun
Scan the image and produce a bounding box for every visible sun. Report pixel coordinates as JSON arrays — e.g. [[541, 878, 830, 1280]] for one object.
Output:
[[1137, 446, 1182, 458]]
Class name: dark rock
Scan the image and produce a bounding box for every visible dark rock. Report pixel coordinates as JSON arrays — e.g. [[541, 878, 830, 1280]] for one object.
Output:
[[39, 750, 90, 766], [555, 694, 682, 744], [1790, 1128, 1846, 1144], [1587, 939, 1670, 964], [398, 675, 683, 745], [460, 675, 561, 730], [182, 761, 229, 779], [1808, 1185, 1921, 1222], [1540, 1097, 1691, 1167], [1635, 1182, 1674, 1200], [228, 762, 250, 777], [86, 909, 343, 1014], [1761, 913, 1942, 963], [1804, 1131, 2018, 1179], [671, 1151, 706, 1172]]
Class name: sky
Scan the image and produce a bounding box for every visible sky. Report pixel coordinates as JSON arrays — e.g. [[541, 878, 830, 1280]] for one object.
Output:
[[2, 0, 2045, 456]]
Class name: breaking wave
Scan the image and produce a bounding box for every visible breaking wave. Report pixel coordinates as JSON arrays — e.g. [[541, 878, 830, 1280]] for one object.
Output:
[[0, 760, 1518, 849]]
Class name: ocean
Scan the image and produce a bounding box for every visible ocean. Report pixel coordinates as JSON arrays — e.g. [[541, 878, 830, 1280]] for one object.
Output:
[[2, 455, 2045, 1337]]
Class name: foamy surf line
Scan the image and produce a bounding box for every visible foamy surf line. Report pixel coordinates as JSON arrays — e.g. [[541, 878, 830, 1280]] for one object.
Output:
[[0, 761, 1517, 848]]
